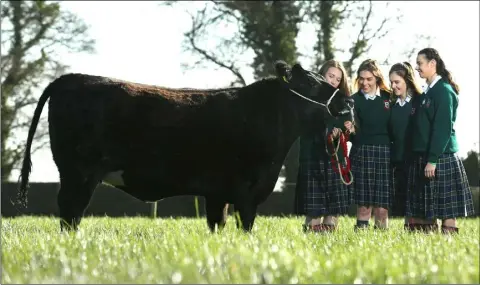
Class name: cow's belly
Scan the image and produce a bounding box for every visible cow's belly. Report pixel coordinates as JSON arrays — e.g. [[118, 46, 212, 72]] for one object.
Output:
[[99, 152, 280, 203], [100, 168, 216, 202]]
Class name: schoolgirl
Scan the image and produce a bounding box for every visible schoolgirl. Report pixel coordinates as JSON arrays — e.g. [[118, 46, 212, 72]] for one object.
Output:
[[406, 48, 475, 233], [297, 59, 354, 232], [349, 59, 393, 230], [388, 62, 423, 228]]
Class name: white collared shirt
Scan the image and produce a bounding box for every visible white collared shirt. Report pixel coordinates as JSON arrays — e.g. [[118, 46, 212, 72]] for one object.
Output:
[[396, 94, 412, 107], [423, 75, 442, 94], [363, 87, 381, 100]]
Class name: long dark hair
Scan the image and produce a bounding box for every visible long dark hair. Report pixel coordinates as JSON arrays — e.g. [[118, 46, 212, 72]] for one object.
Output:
[[389, 61, 423, 102], [418, 48, 460, 94]]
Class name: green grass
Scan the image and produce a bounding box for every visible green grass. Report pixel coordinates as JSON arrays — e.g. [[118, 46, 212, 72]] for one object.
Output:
[[2, 216, 479, 284]]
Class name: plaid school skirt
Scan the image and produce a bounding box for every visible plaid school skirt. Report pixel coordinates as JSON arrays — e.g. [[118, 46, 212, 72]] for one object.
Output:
[[350, 144, 393, 208], [298, 138, 352, 217], [405, 153, 475, 220]]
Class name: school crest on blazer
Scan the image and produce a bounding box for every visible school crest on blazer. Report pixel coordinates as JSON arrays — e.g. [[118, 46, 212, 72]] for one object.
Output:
[[422, 97, 431, 108], [383, 100, 390, 110]]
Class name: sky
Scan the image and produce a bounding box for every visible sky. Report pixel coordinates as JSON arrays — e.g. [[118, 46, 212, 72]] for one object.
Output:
[[8, 1, 480, 184]]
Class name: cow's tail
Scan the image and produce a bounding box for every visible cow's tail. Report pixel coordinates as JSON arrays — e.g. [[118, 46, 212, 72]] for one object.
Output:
[[16, 82, 54, 208]]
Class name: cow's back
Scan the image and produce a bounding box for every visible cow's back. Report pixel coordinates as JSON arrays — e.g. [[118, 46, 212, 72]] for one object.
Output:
[[47, 73, 238, 137], [46, 73, 249, 197]]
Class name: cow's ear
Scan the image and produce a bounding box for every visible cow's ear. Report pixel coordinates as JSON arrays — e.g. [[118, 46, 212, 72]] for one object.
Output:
[[291, 63, 306, 73], [274, 60, 291, 82]]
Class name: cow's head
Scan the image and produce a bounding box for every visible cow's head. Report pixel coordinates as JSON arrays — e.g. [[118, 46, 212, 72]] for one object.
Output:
[[274, 60, 354, 119]]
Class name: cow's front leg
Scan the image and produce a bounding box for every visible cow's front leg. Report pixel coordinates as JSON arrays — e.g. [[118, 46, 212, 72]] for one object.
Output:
[[234, 196, 258, 232], [205, 196, 229, 233]]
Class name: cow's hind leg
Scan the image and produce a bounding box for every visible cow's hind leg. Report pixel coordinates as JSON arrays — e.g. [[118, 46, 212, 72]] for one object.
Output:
[[205, 196, 229, 233], [57, 171, 100, 231]]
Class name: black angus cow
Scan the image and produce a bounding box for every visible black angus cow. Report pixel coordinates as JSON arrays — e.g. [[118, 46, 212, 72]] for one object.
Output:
[[17, 61, 354, 232]]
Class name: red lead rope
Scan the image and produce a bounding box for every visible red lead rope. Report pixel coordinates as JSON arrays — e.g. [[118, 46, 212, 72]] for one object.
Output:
[[326, 131, 353, 185]]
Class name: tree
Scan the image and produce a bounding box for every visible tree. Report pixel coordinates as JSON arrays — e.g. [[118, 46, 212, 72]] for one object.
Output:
[[169, 1, 428, 192], [306, 0, 414, 78], [1, 1, 95, 181], [463, 150, 479, 187], [306, 1, 350, 70], [168, 0, 303, 186], [174, 1, 302, 86]]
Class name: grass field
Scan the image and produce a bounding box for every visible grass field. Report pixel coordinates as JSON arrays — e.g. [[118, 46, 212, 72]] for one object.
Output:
[[2, 216, 479, 284]]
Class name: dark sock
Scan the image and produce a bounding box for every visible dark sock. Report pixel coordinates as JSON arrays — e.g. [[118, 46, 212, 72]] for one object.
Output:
[[356, 220, 369, 227]]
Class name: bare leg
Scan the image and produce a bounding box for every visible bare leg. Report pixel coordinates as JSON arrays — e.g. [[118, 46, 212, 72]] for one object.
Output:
[[321, 215, 338, 232], [355, 206, 372, 231], [441, 218, 458, 234], [303, 216, 323, 232], [373, 207, 389, 229], [323, 215, 337, 226]]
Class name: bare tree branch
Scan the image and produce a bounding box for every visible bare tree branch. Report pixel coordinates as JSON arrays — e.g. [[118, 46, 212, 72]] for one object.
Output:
[[180, 3, 247, 86], [343, 1, 398, 77]]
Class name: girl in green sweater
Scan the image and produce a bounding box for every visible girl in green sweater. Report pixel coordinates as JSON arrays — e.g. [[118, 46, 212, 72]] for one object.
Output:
[[349, 59, 393, 231], [296, 59, 353, 233], [388, 62, 423, 228], [406, 48, 475, 234]]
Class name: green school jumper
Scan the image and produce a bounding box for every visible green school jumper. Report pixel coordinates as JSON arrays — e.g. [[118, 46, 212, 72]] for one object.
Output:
[[390, 96, 414, 163], [350, 90, 392, 146], [412, 78, 459, 164]]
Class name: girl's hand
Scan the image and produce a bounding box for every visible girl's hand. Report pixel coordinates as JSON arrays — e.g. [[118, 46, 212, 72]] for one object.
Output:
[[344, 121, 355, 134], [425, 163, 436, 178], [331, 127, 341, 139]]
